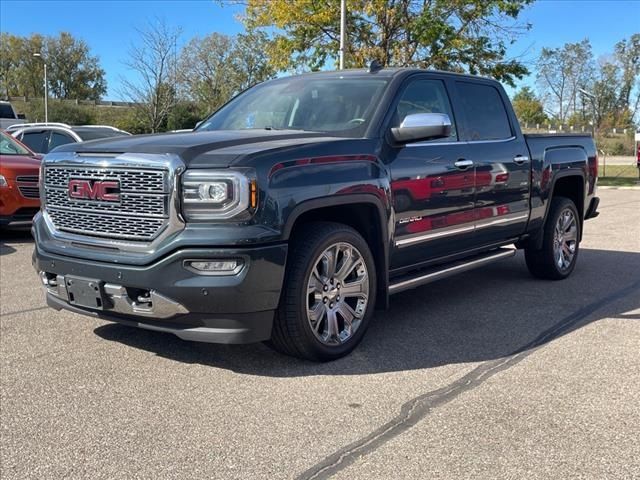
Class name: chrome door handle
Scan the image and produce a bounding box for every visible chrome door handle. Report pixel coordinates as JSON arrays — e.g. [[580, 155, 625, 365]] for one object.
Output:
[[454, 159, 474, 169], [513, 155, 530, 164]]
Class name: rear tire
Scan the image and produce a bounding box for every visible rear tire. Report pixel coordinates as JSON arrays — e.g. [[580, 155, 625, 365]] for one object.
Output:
[[525, 196, 580, 280], [269, 222, 376, 361]]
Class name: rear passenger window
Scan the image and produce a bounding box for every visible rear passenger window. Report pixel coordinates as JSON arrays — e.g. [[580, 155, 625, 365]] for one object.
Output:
[[456, 82, 512, 141], [393, 79, 457, 141]]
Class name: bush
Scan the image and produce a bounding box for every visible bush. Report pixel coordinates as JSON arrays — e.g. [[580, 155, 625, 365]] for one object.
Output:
[[18, 99, 96, 125], [114, 110, 150, 135]]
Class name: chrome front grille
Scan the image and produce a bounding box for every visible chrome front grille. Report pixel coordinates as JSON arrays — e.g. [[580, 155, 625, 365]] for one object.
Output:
[[45, 167, 165, 192], [47, 209, 166, 239], [46, 189, 166, 217], [43, 165, 170, 241]]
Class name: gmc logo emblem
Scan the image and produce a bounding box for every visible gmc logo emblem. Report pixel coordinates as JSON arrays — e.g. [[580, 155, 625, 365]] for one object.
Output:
[[68, 179, 121, 202]]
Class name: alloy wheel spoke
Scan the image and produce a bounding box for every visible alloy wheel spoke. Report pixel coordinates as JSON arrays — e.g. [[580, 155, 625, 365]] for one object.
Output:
[[308, 266, 324, 295], [322, 246, 338, 279], [325, 310, 340, 342], [335, 249, 359, 282], [309, 301, 326, 326], [341, 280, 367, 299]]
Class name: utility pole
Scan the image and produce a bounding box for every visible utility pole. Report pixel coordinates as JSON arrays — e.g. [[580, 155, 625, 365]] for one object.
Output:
[[339, 0, 346, 70], [33, 53, 48, 123]]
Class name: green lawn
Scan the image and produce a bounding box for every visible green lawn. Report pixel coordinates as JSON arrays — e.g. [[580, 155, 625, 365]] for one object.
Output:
[[598, 164, 640, 187]]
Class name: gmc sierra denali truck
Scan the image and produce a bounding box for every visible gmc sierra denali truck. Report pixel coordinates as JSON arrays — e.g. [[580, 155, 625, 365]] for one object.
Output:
[[33, 68, 599, 361]]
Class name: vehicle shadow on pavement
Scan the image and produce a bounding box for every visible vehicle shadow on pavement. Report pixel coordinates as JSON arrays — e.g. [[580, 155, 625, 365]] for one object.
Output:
[[94, 248, 640, 376], [0, 228, 33, 256]]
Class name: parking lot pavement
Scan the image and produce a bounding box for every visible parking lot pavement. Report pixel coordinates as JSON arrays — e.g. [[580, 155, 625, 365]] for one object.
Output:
[[1, 188, 639, 480]]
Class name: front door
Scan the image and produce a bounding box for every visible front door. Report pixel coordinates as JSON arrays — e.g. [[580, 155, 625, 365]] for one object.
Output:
[[388, 77, 475, 270]]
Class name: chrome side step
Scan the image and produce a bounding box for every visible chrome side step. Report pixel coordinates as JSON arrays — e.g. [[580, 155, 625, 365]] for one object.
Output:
[[388, 248, 516, 295]]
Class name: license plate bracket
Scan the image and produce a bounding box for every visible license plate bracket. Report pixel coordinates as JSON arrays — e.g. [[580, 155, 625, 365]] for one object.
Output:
[[65, 276, 106, 310]]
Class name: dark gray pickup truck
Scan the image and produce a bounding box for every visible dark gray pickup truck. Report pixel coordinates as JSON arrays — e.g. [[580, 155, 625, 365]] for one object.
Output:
[[33, 68, 599, 361]]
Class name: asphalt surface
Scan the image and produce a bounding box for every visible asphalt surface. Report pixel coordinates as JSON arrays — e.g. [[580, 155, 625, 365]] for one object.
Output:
[[1, 188, 639, 479]]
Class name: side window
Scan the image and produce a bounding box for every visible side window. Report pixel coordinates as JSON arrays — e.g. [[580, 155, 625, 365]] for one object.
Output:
[[456, 82, 512, 141], [20, 131, 48, 153], [49, 132, 75, 151], [393, 79, 457, 141]]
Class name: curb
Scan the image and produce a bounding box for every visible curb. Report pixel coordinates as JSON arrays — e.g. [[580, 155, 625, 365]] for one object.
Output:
[[598, 185, 640, 190]]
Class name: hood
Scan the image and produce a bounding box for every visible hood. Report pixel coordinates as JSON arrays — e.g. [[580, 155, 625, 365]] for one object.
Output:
[[52, 129, 347, 167], [0, 154, 42, 177]]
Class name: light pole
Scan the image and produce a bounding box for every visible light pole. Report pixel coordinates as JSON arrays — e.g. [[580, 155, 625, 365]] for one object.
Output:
[[579, 88, 602, 175], [33, 52, 48, 123], [339, 0, 346, 69], [578, 88, 597, 137]]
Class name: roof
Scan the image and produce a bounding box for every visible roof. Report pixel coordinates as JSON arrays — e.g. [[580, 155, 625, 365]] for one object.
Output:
[[289, 67, 497, 83]]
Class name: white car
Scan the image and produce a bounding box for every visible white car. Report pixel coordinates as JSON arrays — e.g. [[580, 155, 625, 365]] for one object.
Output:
[[7, 123, 130, 154]]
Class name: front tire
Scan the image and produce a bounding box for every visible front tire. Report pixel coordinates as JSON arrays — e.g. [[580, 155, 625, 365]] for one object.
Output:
[[270, 222, 377, 361], [525, 196, 581, 280]]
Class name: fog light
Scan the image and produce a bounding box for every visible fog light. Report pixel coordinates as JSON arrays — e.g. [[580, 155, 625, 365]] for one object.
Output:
[[184, 259, 243, 275]]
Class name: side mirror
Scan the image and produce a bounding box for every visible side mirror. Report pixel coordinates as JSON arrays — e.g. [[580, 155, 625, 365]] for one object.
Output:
[[391, 113, 452, 144], [17, 113, 26, 119]]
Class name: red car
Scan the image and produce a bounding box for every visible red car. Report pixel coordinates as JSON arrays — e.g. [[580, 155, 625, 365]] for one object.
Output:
[[0, 131, 41, 227]]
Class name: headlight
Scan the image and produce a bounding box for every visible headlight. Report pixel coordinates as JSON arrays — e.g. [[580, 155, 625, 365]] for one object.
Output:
[[181, 170, 254, 221], [0, 175, 7, 187]]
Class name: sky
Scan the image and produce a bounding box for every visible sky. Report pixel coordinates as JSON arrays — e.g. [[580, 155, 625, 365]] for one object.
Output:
[[1, 0, 639, 100]]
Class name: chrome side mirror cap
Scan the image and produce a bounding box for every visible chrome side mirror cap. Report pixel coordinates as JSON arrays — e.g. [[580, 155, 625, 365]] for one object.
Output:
[[391, 113, 452, 144]]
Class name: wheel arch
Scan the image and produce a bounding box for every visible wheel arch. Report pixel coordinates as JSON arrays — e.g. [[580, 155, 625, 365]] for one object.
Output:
[[523, 171, 586, 250], [283, 194, 390, 308]]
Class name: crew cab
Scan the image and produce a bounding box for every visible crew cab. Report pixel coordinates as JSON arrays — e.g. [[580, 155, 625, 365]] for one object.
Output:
[[32, 68, 599, 361], [0, 131, 41, 226]]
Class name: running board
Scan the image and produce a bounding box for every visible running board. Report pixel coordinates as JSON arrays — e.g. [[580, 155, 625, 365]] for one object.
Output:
[[388, 248, 516, 295]]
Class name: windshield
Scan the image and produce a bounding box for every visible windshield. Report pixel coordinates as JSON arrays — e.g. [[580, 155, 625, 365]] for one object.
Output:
[[196, 76, 388, 137], [0, 131, 31, 156]]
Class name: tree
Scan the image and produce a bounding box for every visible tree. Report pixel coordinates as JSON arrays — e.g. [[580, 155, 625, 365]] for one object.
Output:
[[179, 33, 236, 112], [232, 31, 276, 91], [242, 0, 533, 86], [613, 34, 640, 123], [178, 31, 275, 114], [0, 33, 23, 98], [512, 87, 547, 126], [536, 39, 593, 124], [0, 32, 105, 101], [46, 32, 106, 100], [120, 20, 181, 133]]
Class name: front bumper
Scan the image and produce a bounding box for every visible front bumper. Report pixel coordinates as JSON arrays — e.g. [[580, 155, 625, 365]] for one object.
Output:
[[33, 240, 287, 344]]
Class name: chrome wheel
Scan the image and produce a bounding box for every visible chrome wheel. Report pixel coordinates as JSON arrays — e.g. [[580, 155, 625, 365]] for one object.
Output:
[[553, 208, 578, 271], [306, 242, 370, 346]]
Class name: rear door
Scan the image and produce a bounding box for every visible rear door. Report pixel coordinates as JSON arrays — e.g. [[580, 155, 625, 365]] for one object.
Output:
[[388, 75, 475, 269], [454, 80, 530, 244]]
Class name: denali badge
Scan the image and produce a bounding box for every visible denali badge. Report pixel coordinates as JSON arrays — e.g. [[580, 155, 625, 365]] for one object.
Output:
[[68, 179, 121, 202]]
